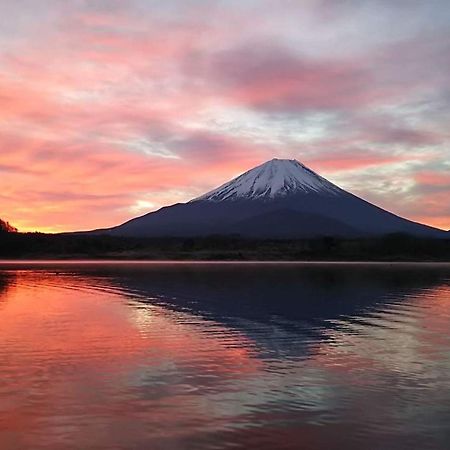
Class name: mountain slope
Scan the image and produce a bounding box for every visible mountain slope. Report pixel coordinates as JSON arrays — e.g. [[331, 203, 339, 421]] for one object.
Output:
[[97, 159, 446, 238], [194, 159, 341, 201], [228, 209, 359, 238]]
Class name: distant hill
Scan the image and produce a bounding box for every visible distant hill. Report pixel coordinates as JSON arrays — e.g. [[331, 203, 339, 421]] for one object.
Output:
[[0, 219, 18, 233], [92, 158, 447, 239]]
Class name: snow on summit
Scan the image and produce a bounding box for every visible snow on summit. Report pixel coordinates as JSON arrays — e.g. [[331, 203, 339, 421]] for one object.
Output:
[[193, 159, 341, 202]]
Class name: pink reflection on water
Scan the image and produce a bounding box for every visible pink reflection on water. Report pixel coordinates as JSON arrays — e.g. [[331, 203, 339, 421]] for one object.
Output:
[[0, 271, 261, 449]]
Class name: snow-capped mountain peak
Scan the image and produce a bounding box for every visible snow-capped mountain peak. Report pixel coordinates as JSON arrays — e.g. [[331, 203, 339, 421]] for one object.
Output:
[[192, 158, 341, 202]]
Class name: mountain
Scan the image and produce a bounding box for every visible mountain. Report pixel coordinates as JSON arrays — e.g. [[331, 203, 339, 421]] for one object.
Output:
[[95, 159, 446, 238]]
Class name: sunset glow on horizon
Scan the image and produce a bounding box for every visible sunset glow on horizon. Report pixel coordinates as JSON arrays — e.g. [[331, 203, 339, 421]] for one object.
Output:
[[1, 0, 449, 233]]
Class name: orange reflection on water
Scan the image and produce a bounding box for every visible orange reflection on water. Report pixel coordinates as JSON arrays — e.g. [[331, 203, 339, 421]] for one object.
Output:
[[0, 271, 261, 449]]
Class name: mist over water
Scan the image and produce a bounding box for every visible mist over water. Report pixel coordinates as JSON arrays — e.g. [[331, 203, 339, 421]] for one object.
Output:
[[0, 262, 449, 450]]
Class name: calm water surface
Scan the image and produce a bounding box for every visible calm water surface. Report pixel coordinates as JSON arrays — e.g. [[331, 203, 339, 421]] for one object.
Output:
[[0, 262, 449, 450]]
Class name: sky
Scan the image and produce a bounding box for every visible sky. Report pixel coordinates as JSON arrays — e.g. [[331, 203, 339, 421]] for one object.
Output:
[[1, 0, 449, 233]]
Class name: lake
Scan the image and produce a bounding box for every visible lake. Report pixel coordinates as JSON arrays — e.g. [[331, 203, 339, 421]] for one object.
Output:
[[0, 262, 449, 450]]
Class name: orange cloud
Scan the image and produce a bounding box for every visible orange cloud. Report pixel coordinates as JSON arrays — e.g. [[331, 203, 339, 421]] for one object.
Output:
[[0, 2, 449, 232]]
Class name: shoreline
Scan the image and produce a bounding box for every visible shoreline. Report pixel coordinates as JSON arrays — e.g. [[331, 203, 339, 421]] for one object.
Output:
[[1, 259, 449, 265]]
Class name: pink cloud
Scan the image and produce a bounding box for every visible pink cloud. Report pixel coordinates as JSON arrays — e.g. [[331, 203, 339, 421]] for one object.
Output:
[[303, 149, 409, 172], [415, 171, 450, 187], [0, 2, 449, 232]]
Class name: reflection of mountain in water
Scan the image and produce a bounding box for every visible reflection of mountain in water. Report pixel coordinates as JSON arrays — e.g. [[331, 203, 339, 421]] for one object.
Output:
[[69, 263, 450, 357], [0, 263, 449, 450]]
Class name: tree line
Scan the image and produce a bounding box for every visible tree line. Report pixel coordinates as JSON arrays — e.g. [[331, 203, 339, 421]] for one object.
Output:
[[0, 230, 449, 261]]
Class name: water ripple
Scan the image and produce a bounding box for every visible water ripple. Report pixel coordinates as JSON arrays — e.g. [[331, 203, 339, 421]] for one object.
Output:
[[0, 263, 449, 450]]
